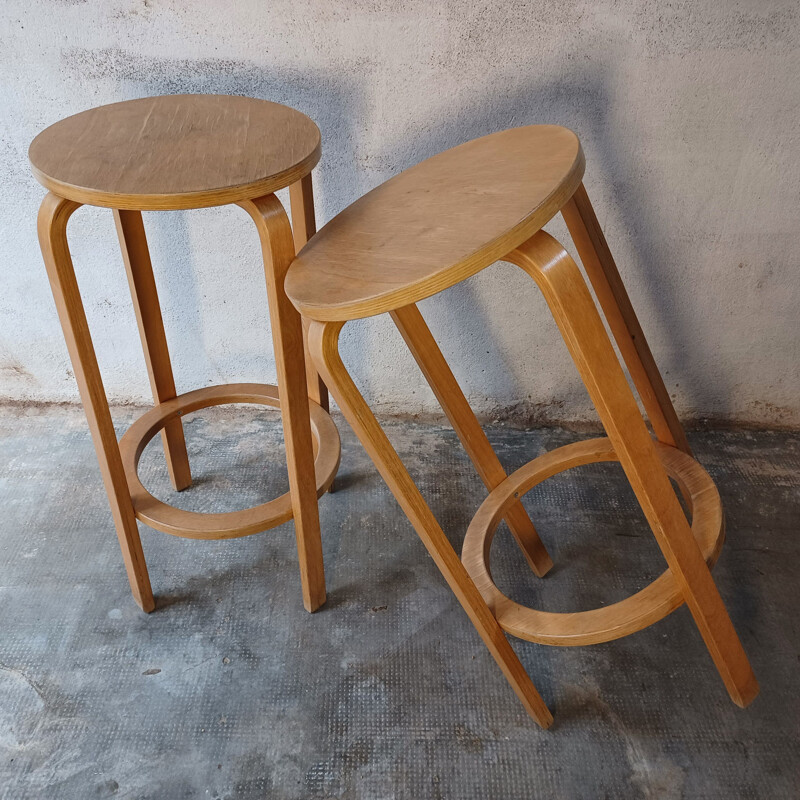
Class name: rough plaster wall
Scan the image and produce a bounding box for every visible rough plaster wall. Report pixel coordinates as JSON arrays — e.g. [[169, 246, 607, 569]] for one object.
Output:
[[1, 0, 798, 425]]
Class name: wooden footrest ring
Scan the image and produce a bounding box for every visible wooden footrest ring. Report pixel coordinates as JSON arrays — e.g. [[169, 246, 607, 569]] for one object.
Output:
[[461, 437, 724, 646], [118, 383, 340, 540]]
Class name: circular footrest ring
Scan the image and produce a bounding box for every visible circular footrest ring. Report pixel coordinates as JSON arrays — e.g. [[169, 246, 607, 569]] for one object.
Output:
[[119, 383, 340, 540], [461, 437, 724, 646]]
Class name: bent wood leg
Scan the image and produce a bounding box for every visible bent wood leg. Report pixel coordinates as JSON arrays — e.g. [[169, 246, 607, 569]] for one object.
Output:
[[289, 174, 330, 413], [306, 317, 553, 727], [561, 183, 691, 454], [390, 303, 553, 577], [239, 194, 326, 612], [114, 209, 191, 491], [38, 192, 154, 612], [507, 232, 758, 708]]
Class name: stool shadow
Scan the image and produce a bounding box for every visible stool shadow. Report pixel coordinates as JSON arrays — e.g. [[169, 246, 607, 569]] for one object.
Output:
[[366, 67, 728, 428]]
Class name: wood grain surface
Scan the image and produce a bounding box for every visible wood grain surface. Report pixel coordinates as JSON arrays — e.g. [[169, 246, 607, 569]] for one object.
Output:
[[29, 95, 321, 210], [285, 125, 584, 320]]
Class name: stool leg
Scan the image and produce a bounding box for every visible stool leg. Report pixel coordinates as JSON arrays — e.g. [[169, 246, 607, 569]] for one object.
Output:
[[289, 175, 330, 413], [239, 194, 326, 612], [306, 317, 553, 727], [38, 193, 154, 612], [114, 209, 191, 491], [561, 183, 691, 454], [508, 232, 758, 708], [390, 304, 553, 577]]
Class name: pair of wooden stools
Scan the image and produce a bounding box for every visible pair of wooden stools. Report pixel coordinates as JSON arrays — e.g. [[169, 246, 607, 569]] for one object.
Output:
[[30, 94, 758, 727]]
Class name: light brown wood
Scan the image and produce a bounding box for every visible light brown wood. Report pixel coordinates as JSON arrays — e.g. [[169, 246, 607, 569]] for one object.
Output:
[[305, 317, 553, 728], [239, 194, 329, 613], [118, 383, 339, 539], [561, 183, 692, 454], [289, 174, 317, 253], [32, 95, 339, 613], [462, 437, 725, 645], [114, 208, 191, 491], [506, 231, 758, 707], [289, 174, 329, 412], [285, 125, 584, 321], [284, 126, 758, 719], [29, 95, 321, 211], [390, 303, 553, 577], [38, 192, 154, 612]]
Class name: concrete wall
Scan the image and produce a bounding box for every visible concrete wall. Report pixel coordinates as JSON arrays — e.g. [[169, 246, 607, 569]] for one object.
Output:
[[2, 0, 798, 426]]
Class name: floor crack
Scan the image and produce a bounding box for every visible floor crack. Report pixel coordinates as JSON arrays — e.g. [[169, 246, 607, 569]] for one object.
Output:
[[0, 661, 47, 704]]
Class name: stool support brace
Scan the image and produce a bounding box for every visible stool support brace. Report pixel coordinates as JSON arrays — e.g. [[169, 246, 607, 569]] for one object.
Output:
[[304, 224, 758, 720], [506, 231, 758, 708], [390, 303, 553, 577], [306, 317, 554, 728], [38, 192, 155, 612]]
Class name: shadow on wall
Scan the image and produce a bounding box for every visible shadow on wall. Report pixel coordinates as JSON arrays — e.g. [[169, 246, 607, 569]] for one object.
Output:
[[58, 47, 369, 391], [58, 46, 718, 421], [60, 47, 369, 212], [366, 66, 719, 422]]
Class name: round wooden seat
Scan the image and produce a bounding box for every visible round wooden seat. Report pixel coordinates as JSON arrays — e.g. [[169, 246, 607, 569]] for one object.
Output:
[[29, 94, 321, 210], [285, 125, 584, 321]]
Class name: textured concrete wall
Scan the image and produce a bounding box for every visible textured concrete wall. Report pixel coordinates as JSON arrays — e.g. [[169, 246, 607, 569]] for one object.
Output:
[[1, 0, 798, 425]]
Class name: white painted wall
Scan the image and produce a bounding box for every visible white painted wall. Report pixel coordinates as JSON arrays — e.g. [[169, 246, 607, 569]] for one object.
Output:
[[1, 0, 798, 425]]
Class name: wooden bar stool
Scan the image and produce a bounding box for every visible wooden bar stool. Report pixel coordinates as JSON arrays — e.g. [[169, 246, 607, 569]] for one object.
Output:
[[284, 125, 759, 727], [29, 94, 340, 614]]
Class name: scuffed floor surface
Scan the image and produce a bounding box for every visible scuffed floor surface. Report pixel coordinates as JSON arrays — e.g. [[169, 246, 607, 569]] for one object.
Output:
[[1, 404, 798, 799]]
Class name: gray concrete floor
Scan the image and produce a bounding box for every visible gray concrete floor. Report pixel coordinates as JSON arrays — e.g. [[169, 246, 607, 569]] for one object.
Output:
[[1, 404, 798, 799]]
